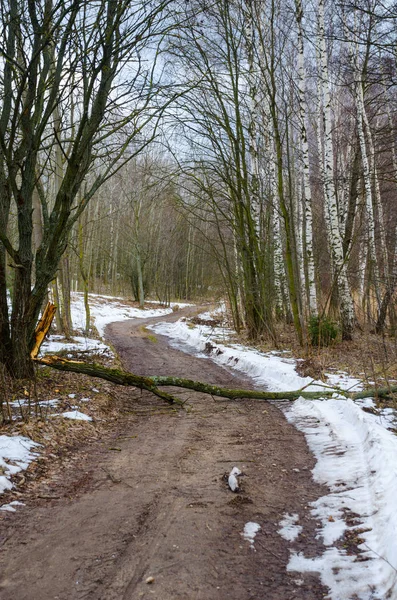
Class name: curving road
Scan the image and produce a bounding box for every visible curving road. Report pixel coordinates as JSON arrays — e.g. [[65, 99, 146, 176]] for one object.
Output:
[[0, 308, 327, 599]]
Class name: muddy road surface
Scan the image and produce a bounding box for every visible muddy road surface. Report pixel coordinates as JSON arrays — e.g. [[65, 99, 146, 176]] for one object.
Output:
[[0, 308, 327, 599]]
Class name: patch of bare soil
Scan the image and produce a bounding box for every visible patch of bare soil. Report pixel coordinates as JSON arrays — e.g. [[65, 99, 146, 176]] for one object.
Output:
[[0, 308, 329, 599]]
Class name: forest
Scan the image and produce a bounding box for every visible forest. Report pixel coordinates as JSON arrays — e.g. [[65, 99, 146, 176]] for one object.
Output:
[[0, 0, 396, 377], [1, 2, 397, 599]]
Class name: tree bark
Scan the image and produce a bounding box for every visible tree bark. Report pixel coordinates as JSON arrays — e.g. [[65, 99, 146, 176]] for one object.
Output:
[[35, 355, 390, 405], [295, 0, 317, 316], [317, 0, 355, 339]]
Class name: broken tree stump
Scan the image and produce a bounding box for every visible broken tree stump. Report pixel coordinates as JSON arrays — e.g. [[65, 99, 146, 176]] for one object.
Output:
[[30, 302, 57, 359]]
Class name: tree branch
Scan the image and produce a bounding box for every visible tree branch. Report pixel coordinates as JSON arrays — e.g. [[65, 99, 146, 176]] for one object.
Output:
[[35, 355, 391, 407]]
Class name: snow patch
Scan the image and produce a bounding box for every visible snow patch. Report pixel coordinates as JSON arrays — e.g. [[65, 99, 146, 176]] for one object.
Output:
[[242, 522, 261, 548], [285, 397, 397, 599], [0, 500, 25, 512], [61, 411, 92, 422], [228, 466, 241, 492], [41, 335, 111, 356], [278, 513, 302, 542], [0, 436, 40, 495]]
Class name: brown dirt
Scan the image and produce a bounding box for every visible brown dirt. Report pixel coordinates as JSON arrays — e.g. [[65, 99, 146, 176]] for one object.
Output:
[[0, 308, 329, 599]]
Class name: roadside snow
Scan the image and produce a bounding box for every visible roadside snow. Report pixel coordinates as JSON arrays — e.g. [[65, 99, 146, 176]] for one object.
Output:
[[278, 513, 302, 542], [41, 335, 110, 356], [150, 312, 397, 599], [71, 293, 174, 337], [0, 436, 40, 496], [150, 318, 359, 393], [286, 397, 397, 599]]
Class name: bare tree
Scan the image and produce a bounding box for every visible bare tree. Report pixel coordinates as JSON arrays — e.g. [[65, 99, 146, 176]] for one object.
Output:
[[0, 0, 180, 376]]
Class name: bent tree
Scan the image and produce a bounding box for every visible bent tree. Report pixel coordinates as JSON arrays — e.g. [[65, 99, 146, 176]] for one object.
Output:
[[0, 0, 177, 377]]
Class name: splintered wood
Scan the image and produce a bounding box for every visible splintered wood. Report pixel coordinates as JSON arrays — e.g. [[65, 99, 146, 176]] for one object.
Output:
[[30, 302, 57, 359]]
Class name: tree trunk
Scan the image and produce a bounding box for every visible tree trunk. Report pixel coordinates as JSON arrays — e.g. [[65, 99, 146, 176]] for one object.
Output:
[[60, 252, 72, 338], [36, 355, 396, 405], [317, 0, 355, 339], [136, 249, 145, 309], [78, 219, 91, 335], [295, 0, 317, 316]]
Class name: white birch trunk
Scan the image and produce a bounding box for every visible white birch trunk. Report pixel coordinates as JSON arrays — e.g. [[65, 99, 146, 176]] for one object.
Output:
[[318, 0, 355, 337], [272, 205, 285, 314], [260, 88, 284, 314], [336, 142, 351, 237], [362, 108, 388, 275], [316, 68, 333, 264], [294, 175, 306, 314], [295, 0, 317, 315], [354, 68, 381, 310], [245, 14, 261, 236]]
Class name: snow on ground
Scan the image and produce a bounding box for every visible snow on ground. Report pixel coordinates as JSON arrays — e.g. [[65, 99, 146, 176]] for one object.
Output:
[[195, 301, 227, 323], [150, 310, 397, 599], [278, 513, 303, 542], [0, 500, 25, 512], [0, 436, 40, 496], [41, 335, 111, 356], [60, 411, 93, 422], [242, 522, 261, 549], [1, 293, 178, 510], [71, 292, 175, 337], [149, 318, 359, 393], [286, 398, 397, 599], [10, 398, 59, 408]]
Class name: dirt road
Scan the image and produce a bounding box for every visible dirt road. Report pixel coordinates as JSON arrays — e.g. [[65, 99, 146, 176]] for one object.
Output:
[[0, 309, 327, 599]]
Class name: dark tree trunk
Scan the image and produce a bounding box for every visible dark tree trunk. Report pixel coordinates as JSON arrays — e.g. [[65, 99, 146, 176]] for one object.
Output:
[[375, 283, 396, 334], [0, 247, 11, 369]]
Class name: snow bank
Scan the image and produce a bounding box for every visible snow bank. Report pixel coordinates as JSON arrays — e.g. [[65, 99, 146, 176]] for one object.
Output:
[[0, 436, 40, 496], [150, 313, 397, 598], [286, 397, 397, 599], [150, 318, 359, 393]]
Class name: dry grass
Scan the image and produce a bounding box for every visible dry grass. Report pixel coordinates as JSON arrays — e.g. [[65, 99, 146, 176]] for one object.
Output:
[[254, 321, 397, 395], [0, 357, 144, 511]]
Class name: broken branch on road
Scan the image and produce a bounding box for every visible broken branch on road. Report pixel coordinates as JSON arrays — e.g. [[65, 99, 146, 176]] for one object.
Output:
[[35, 355, 393, 406]]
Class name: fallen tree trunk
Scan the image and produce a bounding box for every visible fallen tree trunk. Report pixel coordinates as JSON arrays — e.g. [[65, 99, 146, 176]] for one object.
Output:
[[36, 355, 395, 406]]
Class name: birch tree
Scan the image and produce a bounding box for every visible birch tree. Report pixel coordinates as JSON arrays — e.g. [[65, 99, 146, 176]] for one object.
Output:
[[295, 0, 317, 316], [317, 0, 355, 339]]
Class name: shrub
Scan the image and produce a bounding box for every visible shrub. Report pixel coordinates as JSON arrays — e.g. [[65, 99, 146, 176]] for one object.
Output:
[[309, 315, 338, 347]]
